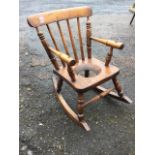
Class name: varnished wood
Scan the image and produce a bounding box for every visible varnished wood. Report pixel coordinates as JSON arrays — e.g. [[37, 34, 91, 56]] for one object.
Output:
[[86, 16, 92, 58], [27, 6, 92, 27], [46, 24, 59, 50], [36, 29, 59, 70], [105, 47, 113, 66], [67, 65, 76, 82], [46, 24, 65, 67], [77, 93, 85, 121], [53, 58, 120, 92], [28, 7, 132, 131], [95, 86, 133, 104], [57, 21, 70, 56], [52, 75, 90, 131], [48, 47, 75, 66], [91, 37, 124, 49], [112, 76, 124, 97], [82, 88, 114, 108], [57, 77, 63, 93], [77, 17, 85, 60], [66, 19, 79, 62]]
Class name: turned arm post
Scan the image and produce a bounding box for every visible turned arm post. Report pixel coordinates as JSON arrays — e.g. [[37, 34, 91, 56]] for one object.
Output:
[[86, 16, 92, 59], [90, 37, 124, 66], [105, 46, 113, 66], [67, 65, 76, 82], [48, 47, 76, 82]]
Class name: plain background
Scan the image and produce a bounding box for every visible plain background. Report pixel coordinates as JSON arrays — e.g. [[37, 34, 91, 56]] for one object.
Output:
[[0, 0, 155, 154]]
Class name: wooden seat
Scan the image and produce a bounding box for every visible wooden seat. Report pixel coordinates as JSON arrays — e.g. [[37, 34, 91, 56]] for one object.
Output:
[[54, 57, 119, 92], [27, 6, 132, 131]]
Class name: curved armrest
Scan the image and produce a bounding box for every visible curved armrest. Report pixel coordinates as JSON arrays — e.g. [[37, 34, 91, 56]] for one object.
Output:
[[48, 47, 76, 66], [90, 37, 124, 49]]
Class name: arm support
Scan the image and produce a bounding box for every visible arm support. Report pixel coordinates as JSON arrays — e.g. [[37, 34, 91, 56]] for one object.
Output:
[[48, 47, 76, 82], [90, 37, 124, 49], [48, 47, 76, 66]]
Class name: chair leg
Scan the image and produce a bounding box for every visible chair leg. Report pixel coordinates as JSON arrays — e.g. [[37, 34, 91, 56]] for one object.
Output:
[[52, 75, 90, 131], [130, 13, 135, 25], [77, 93, 91, 131], [77, 93, 85, 121], [57, 77, 63, 93], [112, 76, 124, 97]]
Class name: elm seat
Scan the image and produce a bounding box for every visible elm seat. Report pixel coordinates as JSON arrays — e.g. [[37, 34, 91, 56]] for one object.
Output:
[[27, 6, 132, 131], [53, 57, 119, 92]]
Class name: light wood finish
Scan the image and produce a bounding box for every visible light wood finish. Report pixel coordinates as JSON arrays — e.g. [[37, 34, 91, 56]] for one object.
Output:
[[57, 77, 63, 93], [77, 17, 85, 60], [77, 93, 84, 121], [67, 65, 76, 82], [36, 30, 59, 70], [46, 24, 59, 50], [57, 21, 70, 56], [46, 24, 65, 67], [27, 6, 132, 131], [91, 37, 124, 49], [82, 88, 114, 108], [86, 17, 92, 58], [53, 58, 120, 92], [66, 19, 79, 62], [95, 86, 133, 104], [112, 76, 124, 97], [52, 75, 90, 131], [27, 6, 92, 27], [105, 47, 113, 66], [48, 47, 75, 66]]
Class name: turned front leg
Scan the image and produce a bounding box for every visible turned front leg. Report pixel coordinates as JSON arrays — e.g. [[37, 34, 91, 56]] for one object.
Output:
[[112, 76, 124, 97], [77, 93, 85, 122], [57, 77, 63, 93]]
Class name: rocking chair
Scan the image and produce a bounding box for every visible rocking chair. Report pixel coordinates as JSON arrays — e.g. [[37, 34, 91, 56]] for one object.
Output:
[[27, 6, 132, 131]]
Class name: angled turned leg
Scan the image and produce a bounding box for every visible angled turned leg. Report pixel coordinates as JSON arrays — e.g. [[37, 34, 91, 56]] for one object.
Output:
[[52, 75, 90, 131], [77, 93, 84, 121], [57, 77, 63, 93], [95, 75, 133, 104], [111, 75, 132, 104], [112, 76, 124, 97], [77, 93, 90, 131]]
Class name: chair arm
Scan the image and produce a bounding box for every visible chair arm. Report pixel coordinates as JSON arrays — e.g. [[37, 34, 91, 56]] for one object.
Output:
[[129, 3, 135, 13], [48, 47, 76, 66], [90, 37, 124, 49]]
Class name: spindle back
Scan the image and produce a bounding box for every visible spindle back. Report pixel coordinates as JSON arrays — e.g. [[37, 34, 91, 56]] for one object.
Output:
[[27, 6, 93, 68]]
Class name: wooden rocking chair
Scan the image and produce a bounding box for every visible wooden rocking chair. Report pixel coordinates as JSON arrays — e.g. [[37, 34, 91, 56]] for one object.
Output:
[[27, 6, 132, 131]]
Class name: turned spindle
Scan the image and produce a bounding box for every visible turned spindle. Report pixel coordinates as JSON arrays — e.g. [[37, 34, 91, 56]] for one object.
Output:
[[86, 17, 92, 59], [112, 76, 124, 97], [77, 93, 85, 122], [37, 30, 59, 70], [67, 65, 76, 82], [105, 46, 113, 66]]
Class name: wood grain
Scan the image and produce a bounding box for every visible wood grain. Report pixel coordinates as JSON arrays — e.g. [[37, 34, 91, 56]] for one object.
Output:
[[27, 6, 92, 27]]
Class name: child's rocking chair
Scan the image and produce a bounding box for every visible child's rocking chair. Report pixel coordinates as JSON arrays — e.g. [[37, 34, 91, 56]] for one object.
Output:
[[27, 6, 132, 131]]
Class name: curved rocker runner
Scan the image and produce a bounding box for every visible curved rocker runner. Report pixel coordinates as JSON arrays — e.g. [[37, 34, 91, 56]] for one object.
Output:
[[27, 6, 132, 131]]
